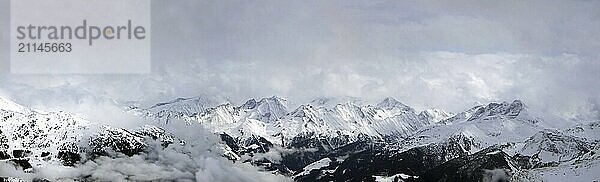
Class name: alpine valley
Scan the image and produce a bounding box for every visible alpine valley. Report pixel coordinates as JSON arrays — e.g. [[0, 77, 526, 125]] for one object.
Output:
[[1, 95, 598, 181]]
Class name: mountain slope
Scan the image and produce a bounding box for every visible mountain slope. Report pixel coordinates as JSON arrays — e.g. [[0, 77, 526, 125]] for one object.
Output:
[[395, 100, 546, 152], [0, 100, 90, 168], [0, 97, 182, 174]]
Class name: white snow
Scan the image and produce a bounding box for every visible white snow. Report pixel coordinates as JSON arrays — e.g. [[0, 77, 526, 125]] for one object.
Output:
[[294, 158, 332, 177], [374, 173, 419, 182], [0, 101, 91, 167], [180, 97, 450, 148], [513, 159, 600, 182], [486, 150, 501, 155]]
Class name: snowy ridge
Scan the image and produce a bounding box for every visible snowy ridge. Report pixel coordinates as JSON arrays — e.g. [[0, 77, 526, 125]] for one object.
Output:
[[89, 125, 180, 156], [418, 108, 452, 123], [0, 101, 91, 167], [519, 129, 595, 165], [393, 100, 546, 153], [184, 96, 449, 149], [467, 100, 526, 121], [131, 96, 223, 123], [240, 96, 288, 122], [0, 96, 179, 172], [564, 121, 600, 140], [0, 98, 90, 168]]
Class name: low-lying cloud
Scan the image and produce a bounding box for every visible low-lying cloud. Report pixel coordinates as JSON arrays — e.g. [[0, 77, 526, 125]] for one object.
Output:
[[1, 122, 290, 182], [0, 0, 598, 131]]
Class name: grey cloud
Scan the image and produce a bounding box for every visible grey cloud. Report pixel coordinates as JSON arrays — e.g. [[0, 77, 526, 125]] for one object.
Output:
[[149, 0, 600, 64], [1, 0, 599, 121]]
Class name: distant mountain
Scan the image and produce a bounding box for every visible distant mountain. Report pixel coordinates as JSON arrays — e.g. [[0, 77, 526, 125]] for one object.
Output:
[[130, 95, 225, 123], [167, 96, 452, 159], [393, 100, 546, 153], [418, 108, 453, 123]]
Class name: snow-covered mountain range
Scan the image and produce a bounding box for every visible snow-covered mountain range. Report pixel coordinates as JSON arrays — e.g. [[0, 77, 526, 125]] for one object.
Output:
[[134, 96, 452, 147], [0, 96, 186, 179], [1, 95, 598, 181]]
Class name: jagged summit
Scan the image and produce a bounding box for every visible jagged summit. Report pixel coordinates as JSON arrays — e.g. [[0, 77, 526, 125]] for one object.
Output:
[[239, 98, 258, 109], [310, 97, 332, 106], [309, 96, 367, 108], [441, 100, 528, 124], [138, 96, 223, 122], [467, 100, 526, 121], [151, 97, 188, 108], [242, 96, 288, 122], [185, 96, 455, 148], [289, 104, 317, 118], [147, 96, 220, 111], [135, 96, 545, 153], [377, 97, 412, 111], [419, 109, 452, 123]]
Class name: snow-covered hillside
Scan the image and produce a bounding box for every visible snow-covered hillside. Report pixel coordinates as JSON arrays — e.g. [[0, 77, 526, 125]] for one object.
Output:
[[0, 97, 91, 168]]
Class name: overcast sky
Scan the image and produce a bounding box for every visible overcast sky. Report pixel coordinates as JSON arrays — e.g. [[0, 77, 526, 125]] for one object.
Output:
[[1, 0, 599, 121]]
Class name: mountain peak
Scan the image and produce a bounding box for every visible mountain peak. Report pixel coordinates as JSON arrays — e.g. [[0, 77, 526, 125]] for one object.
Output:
[[508, 99, 526, 114], [140, 96, 218, 122], [377, 97, 398, 106], [419, 108, 452, 123], [377, 97, 412, 111], [240, 98, 258, 109], [151, 97, 188, 108], [244, 96, 288, 122], [466, 100, 527, 121], [261, 96, 286, 102], [310, 96, 366, 108], [257, 96, 287, 110]]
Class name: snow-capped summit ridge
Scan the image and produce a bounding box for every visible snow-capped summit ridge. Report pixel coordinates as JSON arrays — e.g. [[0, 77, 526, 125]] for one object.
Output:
[[309, 96, 366, 108], [440, 100, 528, 124], [377, 97, 412, 111], [241, 96, 288, 122], [467, 100, 526, 121], [289, 104, 317, 118], [239, 98, 258, 109], [419, 108, 452, 123], [134, 95, 224, 123], [143, 96, 550, 155]]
